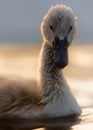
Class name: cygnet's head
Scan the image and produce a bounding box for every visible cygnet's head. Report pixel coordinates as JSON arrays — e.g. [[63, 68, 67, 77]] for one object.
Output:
[[41, 5, 78, 69]]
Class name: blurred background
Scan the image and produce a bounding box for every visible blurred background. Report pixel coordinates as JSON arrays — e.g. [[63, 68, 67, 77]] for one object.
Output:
[[0, 0, 93, 129], [0, 0, 93, 44]]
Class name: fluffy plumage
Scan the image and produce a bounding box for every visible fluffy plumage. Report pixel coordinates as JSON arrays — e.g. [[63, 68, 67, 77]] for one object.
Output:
[[0, 5, 81, 119]]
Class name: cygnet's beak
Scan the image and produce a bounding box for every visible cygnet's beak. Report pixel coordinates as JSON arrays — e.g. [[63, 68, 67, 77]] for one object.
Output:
[[53, 36, 69, 69]]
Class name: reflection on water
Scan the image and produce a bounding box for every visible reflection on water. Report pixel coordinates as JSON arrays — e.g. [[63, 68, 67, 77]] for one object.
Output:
[[0, 111, 93, 130], [0, 44, 93, 130], [0, 115, 81, 130]]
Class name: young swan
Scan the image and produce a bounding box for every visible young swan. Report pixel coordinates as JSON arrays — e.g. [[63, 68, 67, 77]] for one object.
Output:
[[39, 4, 81, 117], [0, 5, 81, 119]]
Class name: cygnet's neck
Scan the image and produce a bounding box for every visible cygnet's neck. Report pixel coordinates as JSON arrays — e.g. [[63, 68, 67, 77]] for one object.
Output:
[[38, 42, 66, 102]]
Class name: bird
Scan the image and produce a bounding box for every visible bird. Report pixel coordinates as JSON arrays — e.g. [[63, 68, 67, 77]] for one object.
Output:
[[0, 4, 81, 119]]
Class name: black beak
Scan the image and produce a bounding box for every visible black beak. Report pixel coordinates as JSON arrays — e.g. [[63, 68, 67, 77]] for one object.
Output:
[[53, 37, 69, 69]]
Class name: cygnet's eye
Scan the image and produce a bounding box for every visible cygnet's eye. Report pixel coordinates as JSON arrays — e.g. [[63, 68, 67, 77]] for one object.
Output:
[[68, 26, 72, 34], [50, 25, 54, 32]]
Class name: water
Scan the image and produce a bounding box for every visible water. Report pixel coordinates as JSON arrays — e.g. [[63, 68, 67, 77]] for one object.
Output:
[[0, 115, 81, 129], [0, 44, 92, 130], [0, 107, 93, 130]]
